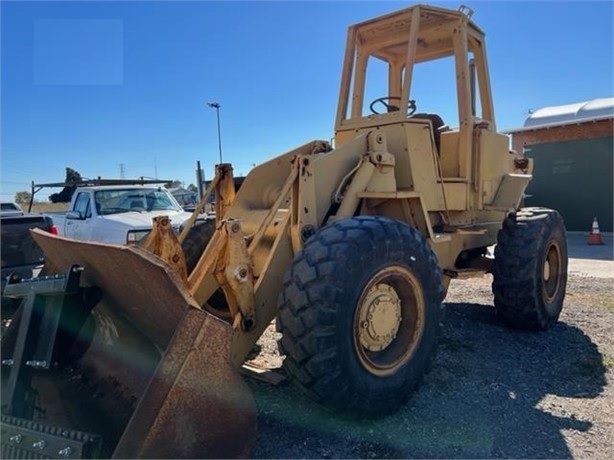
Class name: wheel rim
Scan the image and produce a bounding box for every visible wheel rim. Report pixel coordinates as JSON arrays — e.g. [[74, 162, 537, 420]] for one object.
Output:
[[543, 240, 562, 302], [354, 265, 425, 377]]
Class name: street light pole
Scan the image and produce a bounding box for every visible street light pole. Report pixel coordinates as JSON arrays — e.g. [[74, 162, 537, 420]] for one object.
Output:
[[207, 101, 223, 164]]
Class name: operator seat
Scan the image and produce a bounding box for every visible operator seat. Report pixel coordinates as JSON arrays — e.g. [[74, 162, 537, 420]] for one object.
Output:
[[411, 113, 446, 154]]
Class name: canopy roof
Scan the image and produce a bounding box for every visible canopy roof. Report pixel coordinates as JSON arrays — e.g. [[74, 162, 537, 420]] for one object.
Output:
[[349, 4, 484, 64], [519, 98, 614, 131]]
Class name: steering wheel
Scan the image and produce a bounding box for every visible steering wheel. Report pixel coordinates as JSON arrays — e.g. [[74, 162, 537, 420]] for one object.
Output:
[[369, 96, 417, 115]]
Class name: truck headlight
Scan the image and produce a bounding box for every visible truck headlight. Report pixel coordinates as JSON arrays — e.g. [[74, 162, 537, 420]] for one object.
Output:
[[127, 230, 151, 245]]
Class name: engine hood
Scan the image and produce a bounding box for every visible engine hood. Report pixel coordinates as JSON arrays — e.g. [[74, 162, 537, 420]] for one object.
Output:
[[102, 210, 192, 229]]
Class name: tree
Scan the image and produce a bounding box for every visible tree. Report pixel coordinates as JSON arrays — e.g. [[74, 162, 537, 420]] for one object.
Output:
[[14, 191, 32, 205], [49, 167, 83, 203], [187, 183, 198, 192]]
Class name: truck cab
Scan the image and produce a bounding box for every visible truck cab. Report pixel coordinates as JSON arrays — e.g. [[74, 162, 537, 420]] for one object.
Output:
[[57, 185, 193, 244]]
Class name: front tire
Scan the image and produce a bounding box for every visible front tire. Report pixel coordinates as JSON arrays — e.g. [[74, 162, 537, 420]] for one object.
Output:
[[277, 216, 443, 417], [492, 207, 568, 330], [181, 218, 217, 275]]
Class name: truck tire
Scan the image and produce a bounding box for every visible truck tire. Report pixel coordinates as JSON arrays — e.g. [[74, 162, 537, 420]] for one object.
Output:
[[180, 219, 230, 316], [139, 219, 216, 275], [277, 216, 443, 417], [492, 207, 568, 330], [181, 219, 216, 275]]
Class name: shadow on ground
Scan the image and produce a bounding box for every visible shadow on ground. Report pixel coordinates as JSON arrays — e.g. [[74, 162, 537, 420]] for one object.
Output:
[[250, 301, 606, 459]]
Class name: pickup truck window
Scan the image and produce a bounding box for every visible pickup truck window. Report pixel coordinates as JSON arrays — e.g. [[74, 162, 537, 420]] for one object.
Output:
[[95, 189, 182, 215], [0, 202, 24, 216], [73, 192, 92, 218], [1, 203, 22, 212]]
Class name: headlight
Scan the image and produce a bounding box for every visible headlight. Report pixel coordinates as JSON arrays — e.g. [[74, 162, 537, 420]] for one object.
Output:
[[127, 230, 151, 245]]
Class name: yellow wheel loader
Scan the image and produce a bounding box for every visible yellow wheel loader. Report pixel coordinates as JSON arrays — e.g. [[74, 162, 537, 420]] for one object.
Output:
[[1, 4, 568, 458]]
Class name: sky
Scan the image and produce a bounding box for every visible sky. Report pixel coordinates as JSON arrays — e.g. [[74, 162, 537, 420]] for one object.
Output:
[[1, 0, 613, 202]]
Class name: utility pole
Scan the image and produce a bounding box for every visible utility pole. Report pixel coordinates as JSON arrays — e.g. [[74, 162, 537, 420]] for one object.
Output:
[[207, 101, 223, 164]]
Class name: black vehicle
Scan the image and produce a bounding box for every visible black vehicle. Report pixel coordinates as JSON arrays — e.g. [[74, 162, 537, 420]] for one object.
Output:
[[1, 213, 57, 309]]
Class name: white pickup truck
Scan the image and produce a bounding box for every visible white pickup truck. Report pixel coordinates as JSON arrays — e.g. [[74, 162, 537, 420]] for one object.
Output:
[[50, 184, 194, 244]]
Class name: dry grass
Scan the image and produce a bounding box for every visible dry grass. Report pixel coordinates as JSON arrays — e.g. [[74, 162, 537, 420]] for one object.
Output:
[[28, 202, 69, 213], [567, 291, 614, 313]]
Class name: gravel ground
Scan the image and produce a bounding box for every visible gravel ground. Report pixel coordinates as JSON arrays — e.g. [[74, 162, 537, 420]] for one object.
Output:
[[1, 235, 611, 458], [248, 268, 614, 459]]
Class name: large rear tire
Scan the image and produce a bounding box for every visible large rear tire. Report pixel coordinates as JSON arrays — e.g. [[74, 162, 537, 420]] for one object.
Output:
[[277, 216, 443, 417], [492, 207, 568, 330]]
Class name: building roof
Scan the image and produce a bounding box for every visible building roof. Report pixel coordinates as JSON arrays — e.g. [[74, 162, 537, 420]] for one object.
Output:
[[506, 97, 614, 133]]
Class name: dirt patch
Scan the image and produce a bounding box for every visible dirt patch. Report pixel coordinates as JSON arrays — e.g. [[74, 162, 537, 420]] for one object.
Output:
[[249, 273, 614, 459]]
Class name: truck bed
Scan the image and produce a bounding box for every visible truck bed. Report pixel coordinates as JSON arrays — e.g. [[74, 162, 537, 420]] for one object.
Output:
[[1, 214, 57, 308]]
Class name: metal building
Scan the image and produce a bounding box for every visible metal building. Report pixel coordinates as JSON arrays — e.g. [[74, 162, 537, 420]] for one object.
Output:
[[506, 98, 614, 232]]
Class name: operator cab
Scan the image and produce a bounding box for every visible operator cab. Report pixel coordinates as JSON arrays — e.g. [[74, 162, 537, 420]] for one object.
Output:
[[334, 4, 496, 168]]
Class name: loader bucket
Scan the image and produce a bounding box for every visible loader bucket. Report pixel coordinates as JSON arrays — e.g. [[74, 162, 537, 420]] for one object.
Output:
[[2, 229, 257, 458]]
